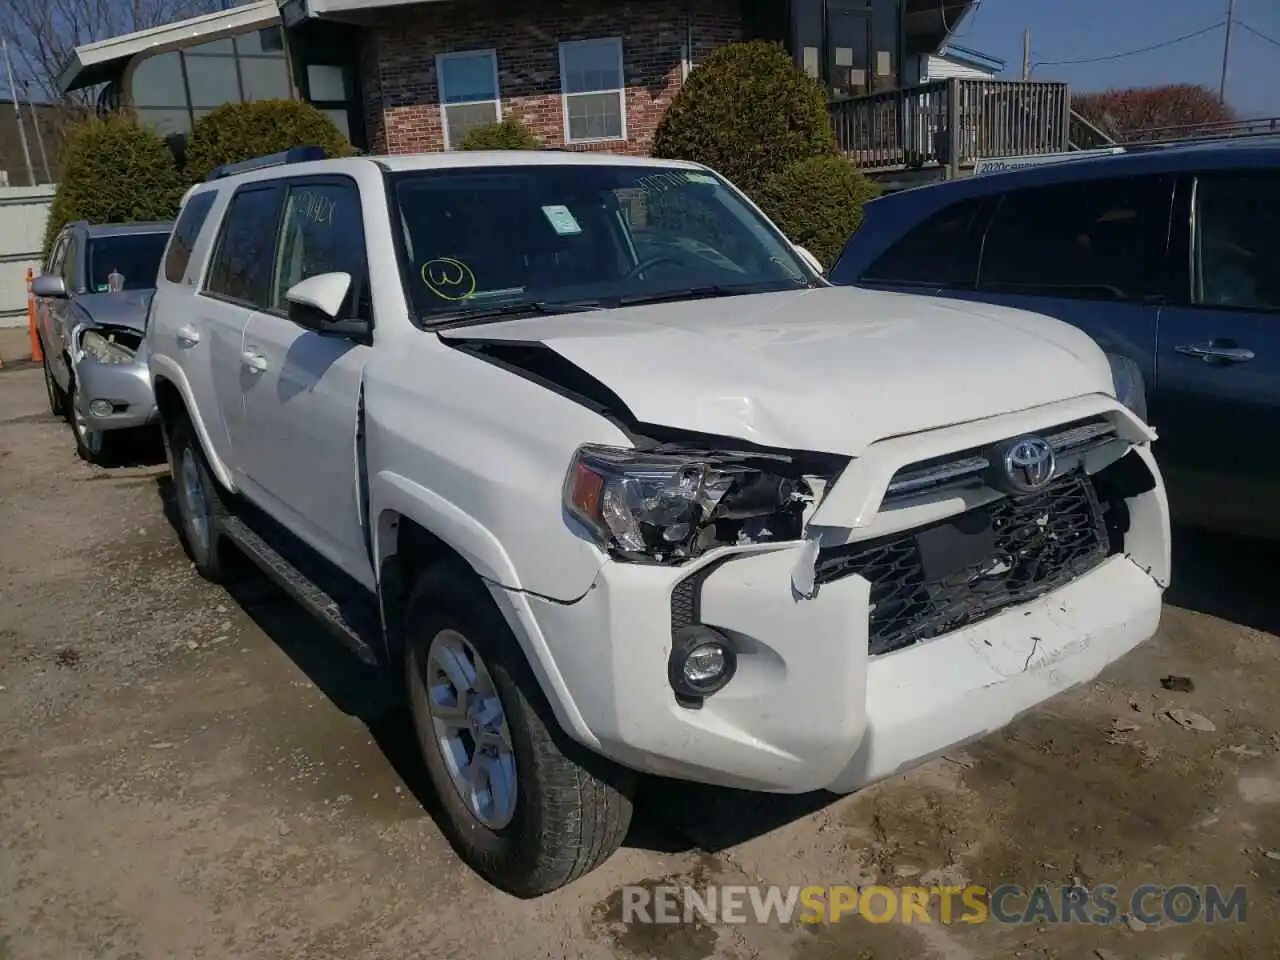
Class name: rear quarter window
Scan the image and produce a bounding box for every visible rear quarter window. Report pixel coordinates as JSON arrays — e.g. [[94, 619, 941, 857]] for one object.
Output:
[[164, 191, 219, 283]]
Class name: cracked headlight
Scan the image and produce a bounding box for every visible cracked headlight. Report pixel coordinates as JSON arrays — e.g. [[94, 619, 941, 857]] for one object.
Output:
[[80, 329, 136, 365], [1106, 352, 1147, 422], [564, 443, 822, 563]]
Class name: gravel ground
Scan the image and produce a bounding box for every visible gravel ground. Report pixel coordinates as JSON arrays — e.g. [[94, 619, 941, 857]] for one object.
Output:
[[2, 363, 1279, 960]]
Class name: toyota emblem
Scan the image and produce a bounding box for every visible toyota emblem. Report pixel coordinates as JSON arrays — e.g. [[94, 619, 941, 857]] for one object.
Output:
[[995, 435, 1056, 495]]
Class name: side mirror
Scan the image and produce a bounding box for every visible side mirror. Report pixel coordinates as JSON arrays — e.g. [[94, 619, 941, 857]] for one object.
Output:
[[32, 274, 67, 298], [285, 272, 369, 341], [794, 246, 824, 276]]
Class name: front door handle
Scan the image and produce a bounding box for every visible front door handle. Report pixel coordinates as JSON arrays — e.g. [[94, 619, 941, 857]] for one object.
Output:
[[177, 325, 200, 347], [241, 349, 268, 373], [1173, 342, 1255, 363]]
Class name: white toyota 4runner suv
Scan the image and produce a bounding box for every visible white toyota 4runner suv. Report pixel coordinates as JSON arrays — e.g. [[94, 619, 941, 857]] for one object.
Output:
[[148, 147, 1170, 897]]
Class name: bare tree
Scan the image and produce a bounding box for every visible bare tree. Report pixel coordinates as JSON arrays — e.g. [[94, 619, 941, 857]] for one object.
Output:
[[1, 0, 223, 102]]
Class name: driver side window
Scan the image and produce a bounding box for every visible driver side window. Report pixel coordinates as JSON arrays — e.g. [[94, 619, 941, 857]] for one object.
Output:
[[272, 180, 370, 321]]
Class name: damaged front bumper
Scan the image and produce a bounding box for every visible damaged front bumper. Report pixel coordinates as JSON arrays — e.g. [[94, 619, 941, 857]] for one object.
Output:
[[501, 441, 1169, 794], [72, 352, 157, 431]]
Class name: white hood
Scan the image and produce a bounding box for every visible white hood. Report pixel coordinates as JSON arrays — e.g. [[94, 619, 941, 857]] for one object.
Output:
[[440, 286, 1115, 455]]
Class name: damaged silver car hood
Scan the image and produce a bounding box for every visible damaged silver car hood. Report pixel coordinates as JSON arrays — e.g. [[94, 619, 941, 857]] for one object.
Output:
[[439, 286, 1116, 455], [75, 290, 154, 334]]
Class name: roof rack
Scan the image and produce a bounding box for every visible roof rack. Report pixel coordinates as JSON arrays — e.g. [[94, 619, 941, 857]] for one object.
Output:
[[207, 145, 327, 181]]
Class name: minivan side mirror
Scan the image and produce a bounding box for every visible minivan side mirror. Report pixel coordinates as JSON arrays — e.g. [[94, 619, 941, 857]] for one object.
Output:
[[285, 272, 369, 341], [32, 275, 67, 298], [794, 246, 824, 276]]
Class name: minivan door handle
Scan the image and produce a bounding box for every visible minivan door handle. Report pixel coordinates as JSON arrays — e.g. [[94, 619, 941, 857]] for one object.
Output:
[[1173, 342, 1255, 363], [241, 349, 268, 373], [176, 324, 201, 347]]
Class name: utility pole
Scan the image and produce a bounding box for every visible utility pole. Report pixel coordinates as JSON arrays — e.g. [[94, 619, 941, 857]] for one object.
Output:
[[1022, 29, 1031, 81], [1219, 0, 1235, 104], [24, 85, 51, 184], [1, 39, 36, 187]]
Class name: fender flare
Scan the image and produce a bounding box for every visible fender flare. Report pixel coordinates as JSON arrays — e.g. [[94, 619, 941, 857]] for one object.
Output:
[[370, 470, 600, 748], [371, 470, 523, 589], [150, 354, 238, 492]]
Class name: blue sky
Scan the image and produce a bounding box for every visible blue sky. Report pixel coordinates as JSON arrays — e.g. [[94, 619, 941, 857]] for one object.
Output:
[[956, 0, 1280, 117]]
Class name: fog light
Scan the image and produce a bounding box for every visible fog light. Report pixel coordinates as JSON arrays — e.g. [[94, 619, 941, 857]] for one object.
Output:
[[88, 400, 113, 417], [668, 625, 737, 705]]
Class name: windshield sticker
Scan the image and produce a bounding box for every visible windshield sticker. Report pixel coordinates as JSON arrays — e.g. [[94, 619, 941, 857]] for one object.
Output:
[[542, 205, 583, 236], [422, 257, 477, 301], [685, 172, 718, 185]]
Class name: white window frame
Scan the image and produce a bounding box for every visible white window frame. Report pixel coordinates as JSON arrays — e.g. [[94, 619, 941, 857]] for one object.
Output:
[[558, 37, 627, 144], [436, 49, 501, 150]]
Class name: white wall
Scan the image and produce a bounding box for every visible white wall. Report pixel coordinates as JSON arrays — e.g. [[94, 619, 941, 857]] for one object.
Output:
[[920, 54, 998, 82], [0, 185, 53, 335]]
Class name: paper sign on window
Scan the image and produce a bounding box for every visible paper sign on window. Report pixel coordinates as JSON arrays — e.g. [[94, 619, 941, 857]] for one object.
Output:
[[542, 205, 583, 236]]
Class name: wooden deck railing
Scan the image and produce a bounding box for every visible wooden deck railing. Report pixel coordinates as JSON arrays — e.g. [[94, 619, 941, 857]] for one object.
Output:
[[829, 78, 1071, 174]]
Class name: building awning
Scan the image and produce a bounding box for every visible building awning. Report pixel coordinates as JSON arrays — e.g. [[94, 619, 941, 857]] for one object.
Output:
[[902, 0, 976, 55], [278, 0, 452, 26], [58, 0, 279, 93]]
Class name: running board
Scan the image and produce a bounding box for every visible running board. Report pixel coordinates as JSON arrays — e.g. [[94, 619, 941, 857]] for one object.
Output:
[[219, 513, 382, 666]]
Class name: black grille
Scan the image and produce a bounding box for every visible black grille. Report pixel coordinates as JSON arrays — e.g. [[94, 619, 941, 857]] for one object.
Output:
[[814, 473, 1109, 656]]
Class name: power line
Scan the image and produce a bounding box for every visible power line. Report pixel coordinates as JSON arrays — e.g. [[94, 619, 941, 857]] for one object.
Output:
[[1237, 20, 1280, 49], [1032, 21, 1225, 68]]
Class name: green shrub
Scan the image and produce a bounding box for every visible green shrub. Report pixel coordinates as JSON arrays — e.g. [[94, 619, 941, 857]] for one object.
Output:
[[183, 100, 354, 181], [651, 41, 837, 197], [43, 114, 186, 254], [754, 156, 880, 268], [458, 119, 540, 150]]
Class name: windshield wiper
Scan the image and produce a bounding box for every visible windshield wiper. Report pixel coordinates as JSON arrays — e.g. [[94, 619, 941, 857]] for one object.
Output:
[[615, 279, 819, 308], [422, 298, 605, 329]]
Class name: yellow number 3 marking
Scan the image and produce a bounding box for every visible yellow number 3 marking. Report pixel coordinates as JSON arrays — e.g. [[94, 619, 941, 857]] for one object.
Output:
[[422, 257, 477, 301]]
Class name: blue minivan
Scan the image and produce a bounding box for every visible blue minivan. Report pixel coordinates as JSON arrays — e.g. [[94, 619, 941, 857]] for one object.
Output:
[[829, 139, 1280, 539]]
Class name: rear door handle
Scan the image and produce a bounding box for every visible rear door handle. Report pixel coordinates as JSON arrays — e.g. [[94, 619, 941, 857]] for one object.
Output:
[[241, 349, 268, 373], [1173, 342, 1255, 363], [177, 325, 200, 347]]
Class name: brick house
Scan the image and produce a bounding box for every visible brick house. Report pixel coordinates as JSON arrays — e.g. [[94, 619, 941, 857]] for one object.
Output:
[[60, 0, 991, 163], [351, 0, 745, 156]]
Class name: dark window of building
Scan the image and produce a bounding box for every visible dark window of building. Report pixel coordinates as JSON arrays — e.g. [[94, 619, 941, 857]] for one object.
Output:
[[1193, 173, 1280, 312], [164, 191, 218, 283], [789, 0, 899, 97], [206, 185, 284, 307], [857, 197, 988, 287], [131, 26, 292, 139], [977, 177, 1169, 303]]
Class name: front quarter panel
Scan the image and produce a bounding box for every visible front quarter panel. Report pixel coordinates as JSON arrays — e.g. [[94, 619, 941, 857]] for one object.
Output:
[[364, 337, 632, 602]]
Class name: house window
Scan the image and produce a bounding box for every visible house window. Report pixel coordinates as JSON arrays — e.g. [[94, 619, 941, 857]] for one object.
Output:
[[559, 38, 626, 143], [437, 50, 500, 149]]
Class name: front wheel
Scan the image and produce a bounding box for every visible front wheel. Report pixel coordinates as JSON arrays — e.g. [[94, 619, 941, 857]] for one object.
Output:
[[42, 350, 66, 417], [405, 566, 634, 897], [67, 378, 111, 464]]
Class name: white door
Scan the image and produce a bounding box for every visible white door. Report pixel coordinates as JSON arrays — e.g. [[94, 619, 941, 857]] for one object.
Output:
[[238, 177, 375, 586]]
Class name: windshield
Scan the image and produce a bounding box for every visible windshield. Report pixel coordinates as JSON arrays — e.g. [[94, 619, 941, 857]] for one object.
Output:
[[86, 233, 169, 293], [388, 164, 817, 324]]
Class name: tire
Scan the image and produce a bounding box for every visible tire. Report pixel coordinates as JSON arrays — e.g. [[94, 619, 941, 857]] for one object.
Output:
[[67, 376, 111, 465], [168, 415, 233, 582], [404, 565, 634, 897], [42, 349, 66, 418]]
